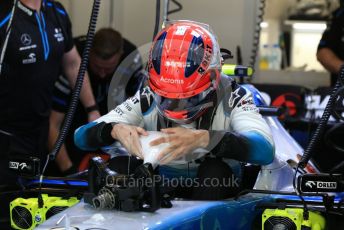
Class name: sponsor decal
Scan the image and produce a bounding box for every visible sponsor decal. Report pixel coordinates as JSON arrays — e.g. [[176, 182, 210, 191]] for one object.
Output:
[[191, 30, 200, 38], [242, 106, 259, 113], [23, 53, 36, 64], [228, 88, 240, 108], [21, 34, 32, 46], [130, 97, 140, 104], [175, 26, 188, 35], [19, 33, 37, 51], [141, 87, 154, 107], [123, 102, 132, 111], [239, 98, 259, 112], [54, 28, 64, 42], [9, 161, 19, 169], [114, 107, 124, 116], [164, 60, 190, 68], [19, 44, 37, 51], [305, 94, 344, 121], [198, 44, 213, 75], [9, 161, 29, 170], [160, 76, 184, 84], [238, 98, 254, 107], [305, 180, 337, 189], [305, 181, 316, 188]]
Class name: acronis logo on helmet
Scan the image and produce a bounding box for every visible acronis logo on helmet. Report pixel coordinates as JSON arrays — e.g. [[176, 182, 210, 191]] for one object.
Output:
[[160, 76, 184, 84]]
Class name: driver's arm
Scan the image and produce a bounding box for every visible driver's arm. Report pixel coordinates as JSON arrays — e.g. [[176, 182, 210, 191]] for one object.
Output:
[[74, 89, 144, 150], [209, 89, 274, 165]]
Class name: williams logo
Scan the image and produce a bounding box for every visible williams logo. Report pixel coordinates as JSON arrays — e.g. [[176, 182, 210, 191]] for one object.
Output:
[[54, 28, 64, 42]]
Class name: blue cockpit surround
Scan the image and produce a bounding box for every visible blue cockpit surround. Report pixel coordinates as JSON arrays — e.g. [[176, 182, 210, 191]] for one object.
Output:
[[242, 84, 267, 106], [74, 122, 98, 151], [243, 131, 274, 165]]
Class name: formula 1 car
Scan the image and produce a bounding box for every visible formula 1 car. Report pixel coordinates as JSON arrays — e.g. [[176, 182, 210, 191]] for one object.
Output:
[[32, 76, 344, 230], [7, 0, 343, 228]]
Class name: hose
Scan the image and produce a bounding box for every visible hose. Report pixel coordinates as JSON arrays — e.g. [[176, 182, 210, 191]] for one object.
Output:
[[46, 0, 101, 169], [248, 0, 266, 70], [162, 0, 169, 24], [168, 0, 183, 15], [299, 65, 344, 168], [153, 0, 161, 40]]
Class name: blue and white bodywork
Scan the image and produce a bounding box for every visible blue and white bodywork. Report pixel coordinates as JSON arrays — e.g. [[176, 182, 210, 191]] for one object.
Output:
[[37, 84, 326, 230]]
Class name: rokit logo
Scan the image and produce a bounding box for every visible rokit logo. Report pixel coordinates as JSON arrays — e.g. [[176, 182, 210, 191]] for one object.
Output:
[[305, 180, 337, 189], [23, 53, 36, 64], [54, 28, 64, 42]]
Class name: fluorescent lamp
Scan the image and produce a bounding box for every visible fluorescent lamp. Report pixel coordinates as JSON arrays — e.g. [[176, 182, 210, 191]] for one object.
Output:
[[292, 23, 326, 31], [260, 22, 268, 28]]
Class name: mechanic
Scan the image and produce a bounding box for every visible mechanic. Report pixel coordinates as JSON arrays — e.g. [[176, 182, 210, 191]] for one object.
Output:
[[0, 0, 99, 186], [49, 28, 143, 175], [317, 1, 344, 86], [74, 21, 275, 200]]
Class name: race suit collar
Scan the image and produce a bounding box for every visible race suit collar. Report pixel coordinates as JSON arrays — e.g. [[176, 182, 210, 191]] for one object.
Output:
[[17, 1, 35, 16]]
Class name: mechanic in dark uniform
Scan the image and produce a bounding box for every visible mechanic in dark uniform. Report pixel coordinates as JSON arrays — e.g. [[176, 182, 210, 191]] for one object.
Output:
[[317, 1, 344, 86], [0, 0, 99, 186], [49, 28, 144, 175]]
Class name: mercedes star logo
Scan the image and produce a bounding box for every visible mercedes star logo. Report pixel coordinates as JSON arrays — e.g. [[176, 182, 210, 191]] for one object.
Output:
[[21, 33, 32, 46]]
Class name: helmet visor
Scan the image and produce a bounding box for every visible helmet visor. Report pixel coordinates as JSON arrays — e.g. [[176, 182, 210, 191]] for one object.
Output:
[[153, 88, 215, 124]]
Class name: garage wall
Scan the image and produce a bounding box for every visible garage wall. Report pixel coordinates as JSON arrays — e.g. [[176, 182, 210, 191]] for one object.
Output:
[[59, 0, 112, 36], [118, 0, 259, 66], [58, 0, 261, 66]]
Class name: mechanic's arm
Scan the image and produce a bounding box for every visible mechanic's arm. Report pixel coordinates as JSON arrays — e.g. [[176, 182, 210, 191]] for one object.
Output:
[[62, 46, 100, 121], [74, 90, 146, 157], [316, 11, 344, 75], [317, 48, 344, 74], [48, 110, 74, 173]]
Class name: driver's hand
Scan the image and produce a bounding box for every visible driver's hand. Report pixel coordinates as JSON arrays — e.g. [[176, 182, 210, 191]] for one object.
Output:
[[111, 124, 148, 158], [150, 127, 209, 165]]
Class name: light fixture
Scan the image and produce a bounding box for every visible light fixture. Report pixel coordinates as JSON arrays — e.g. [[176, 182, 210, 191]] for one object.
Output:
[[260, 22, 268, 28], [292, 23, 326, 31]]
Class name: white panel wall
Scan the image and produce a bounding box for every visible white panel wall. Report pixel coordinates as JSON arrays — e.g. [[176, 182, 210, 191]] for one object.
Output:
[[58, 0, 259, 65], [59, 0, 112, 36]]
